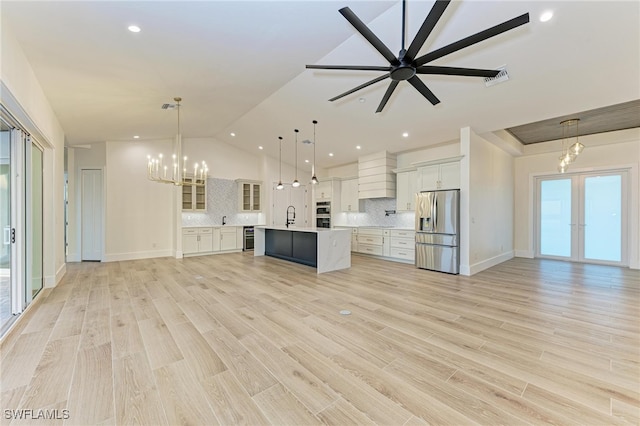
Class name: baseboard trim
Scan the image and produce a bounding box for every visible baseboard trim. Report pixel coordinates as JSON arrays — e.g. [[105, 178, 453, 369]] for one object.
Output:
[[515, 250, 534, 258], [103, 249, 173, 262], [467, 251, 515, 276], [55, 263, 66, 285]]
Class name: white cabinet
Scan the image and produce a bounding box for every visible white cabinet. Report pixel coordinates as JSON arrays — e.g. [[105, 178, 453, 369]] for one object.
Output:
[[356, 228, 384, 256], [183, 227, 213, 255], [389, 229, 415, 262], [237, 180, 261, 212], [418, 161, 460, 191], [395, 169, 417, 211], [340, 178, 363, 212], [382, 229, 391, 257], [236, 227, 244, 250], [315, 180, 333, 200], [182, 176, 207, 211], [220, 227, 237, 251]]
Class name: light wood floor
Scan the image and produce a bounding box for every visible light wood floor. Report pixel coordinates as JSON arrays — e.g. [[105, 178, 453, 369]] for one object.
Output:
[[1, 253, 638, 425]]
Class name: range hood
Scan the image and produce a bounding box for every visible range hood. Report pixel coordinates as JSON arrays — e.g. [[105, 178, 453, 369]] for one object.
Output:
[[358, 151, 397, 199]]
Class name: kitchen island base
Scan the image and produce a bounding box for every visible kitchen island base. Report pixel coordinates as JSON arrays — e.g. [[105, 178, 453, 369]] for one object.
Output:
[[255, 226, 351, 273]]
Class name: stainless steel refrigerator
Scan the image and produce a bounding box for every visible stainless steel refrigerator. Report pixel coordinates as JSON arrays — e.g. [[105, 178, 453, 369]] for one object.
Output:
[[415, 189, 460, 274]]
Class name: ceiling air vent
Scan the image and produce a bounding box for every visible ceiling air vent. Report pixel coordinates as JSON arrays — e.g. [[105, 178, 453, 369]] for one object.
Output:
[[161, 103, 177, 109], [484, 66, 509, 87]]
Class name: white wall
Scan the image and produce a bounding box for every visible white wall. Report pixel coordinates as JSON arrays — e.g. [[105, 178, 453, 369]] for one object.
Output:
[[460, 127, 514, 276], [1, 20, 66, 286], [514, 129, 640, 269]]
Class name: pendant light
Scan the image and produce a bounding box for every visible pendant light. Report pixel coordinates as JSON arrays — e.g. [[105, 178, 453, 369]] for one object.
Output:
[[276, 136, 284, 190], [557, 118, 584, 173], [292, 129, 300, 187], [311, 120, 319, 184]]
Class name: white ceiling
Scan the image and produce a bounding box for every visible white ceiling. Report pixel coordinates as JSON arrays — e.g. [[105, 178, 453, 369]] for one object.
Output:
[[2, 1, 639, 170]]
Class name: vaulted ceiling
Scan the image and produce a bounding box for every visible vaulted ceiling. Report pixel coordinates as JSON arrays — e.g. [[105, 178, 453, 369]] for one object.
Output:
[[2, 1, 638, 169]]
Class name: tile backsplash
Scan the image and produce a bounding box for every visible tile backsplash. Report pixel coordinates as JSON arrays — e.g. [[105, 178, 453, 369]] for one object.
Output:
[[182, 177, 264, 227], [334, 198, 415, 228]]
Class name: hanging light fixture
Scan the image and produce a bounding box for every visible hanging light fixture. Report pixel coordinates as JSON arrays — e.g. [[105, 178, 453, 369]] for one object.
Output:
[[292, 129, 300, 187], [557, 118, 583, 173], [276, 136, 284, 190], [147, 97, 207, 185], [311, 120, 319, 184]]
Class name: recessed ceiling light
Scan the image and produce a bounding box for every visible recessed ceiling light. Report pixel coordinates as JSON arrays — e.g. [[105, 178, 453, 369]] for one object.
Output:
[[402, 132, 409, 138], [358, 98, 366, 103], [133, 135, 139, 139], [539, 11, 553, 22], [258, 146, 263, 150], [329, 153, 334, 157], [356, 145, 361, 150], [230, 132, 236, 137], [304, 159, 309, 163], [128, 25, 141, 33]]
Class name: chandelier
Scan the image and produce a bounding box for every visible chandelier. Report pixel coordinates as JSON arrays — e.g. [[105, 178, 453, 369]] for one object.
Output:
[[147, 97, 207, 185], [558, 118, 584, 173]]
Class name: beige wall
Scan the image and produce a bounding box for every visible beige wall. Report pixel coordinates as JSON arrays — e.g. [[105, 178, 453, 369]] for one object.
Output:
[[514, 129, 640, 269], [1, 20, 66, 286]]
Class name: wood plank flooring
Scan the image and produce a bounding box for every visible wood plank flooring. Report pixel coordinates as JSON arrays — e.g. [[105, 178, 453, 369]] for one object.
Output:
[[1, 253, 638, 425]]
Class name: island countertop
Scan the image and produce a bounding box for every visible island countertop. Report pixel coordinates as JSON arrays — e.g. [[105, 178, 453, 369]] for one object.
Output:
[[254, 226, 351, 273]]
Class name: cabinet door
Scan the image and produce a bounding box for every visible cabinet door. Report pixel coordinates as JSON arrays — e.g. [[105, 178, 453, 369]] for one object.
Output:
[[220, 231, 236, 251], [199, 233, 213, 252], [419, 165, 440, 191], [212, 228, 221, 252], [439, 162, 460, 190], [382, 232, 390, 257], [396, 170, 417, 211], [182, 179, 194, 210], [315, 181, 332, 200], [252, 183, 261, 211], [183, 234, 199, 254], [195, 179, 207, 211], [340, 179, 356, 212], [241, 183, 251, 211]]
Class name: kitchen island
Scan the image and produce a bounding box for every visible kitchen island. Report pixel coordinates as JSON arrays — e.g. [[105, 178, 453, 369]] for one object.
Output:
[[254, 226, 351, 273]]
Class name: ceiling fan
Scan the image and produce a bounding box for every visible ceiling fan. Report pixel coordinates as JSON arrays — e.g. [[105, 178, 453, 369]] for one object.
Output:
[[306, 0, 530, 113]]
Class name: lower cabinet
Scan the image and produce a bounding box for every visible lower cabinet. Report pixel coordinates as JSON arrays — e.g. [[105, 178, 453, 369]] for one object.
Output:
[[346, 227, 415, 263], [183, 226, 242, 256]]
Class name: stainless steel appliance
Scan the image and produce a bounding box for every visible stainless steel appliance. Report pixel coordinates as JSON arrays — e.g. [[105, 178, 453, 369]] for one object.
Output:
[[243, 226, 254, 251], [315, 201, 331, 228], [415, 190, 459, 274]]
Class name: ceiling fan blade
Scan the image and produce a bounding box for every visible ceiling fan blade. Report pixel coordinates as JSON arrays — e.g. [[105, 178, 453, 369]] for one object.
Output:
[[329, 74, 390, 102], [416, 66, 500, 77], [375, 81, 399, 113], [414, 13, 530, 66], [339, 7, 398, 64], [407, 76, 440, 105], [306, 65, 392, 72], [404, 0, 451, 61]]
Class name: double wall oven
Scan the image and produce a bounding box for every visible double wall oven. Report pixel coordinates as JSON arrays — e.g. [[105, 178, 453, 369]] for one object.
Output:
[[315, 201, 331, 228]]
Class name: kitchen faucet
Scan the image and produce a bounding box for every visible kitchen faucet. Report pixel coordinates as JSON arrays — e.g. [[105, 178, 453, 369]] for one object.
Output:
[[286, 206, 295, 228], [222, 215, 227, 225]]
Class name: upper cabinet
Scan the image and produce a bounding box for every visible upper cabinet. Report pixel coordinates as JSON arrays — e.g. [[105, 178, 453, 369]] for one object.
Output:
[[395, 169, 417, 211], [182, 176, 207, 211], [416, 157, 462, 191], [237, 180, 261, 212], [340, 178, 364, 212], [315, 180, 332, 200]]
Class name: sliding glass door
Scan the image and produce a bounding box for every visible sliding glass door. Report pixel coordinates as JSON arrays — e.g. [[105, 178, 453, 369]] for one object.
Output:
[[0, 120, 12, 331], [537, 171, 627, 265]]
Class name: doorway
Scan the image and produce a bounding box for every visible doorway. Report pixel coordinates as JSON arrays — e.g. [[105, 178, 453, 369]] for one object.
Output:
[[536, 170, 628, 265]]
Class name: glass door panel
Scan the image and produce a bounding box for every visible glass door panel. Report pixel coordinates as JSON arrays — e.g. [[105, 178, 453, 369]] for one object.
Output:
[[583, 175, 622, 262], [0, 122, 12, 329], [28, 142, 43, 299], [539, 178, 572, 257]]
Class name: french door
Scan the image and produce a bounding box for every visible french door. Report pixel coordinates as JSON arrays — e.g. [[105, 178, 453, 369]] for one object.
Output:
[[536, 170, 628, 265]]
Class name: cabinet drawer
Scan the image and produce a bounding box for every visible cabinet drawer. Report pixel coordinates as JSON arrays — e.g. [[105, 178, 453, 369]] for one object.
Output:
[[390, 237, 414, 249], [358, 228, 383, 236], [390, 229, 414, 238], [199, 227, 213, 234], [220, 227, 236, 234], [358, 244, 383, 256], [183, 228, 198, 235], [390, 247, 415, 261], [358, 235, 383, 245]]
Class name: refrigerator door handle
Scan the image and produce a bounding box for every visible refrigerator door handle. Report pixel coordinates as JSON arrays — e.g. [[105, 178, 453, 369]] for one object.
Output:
[[432, 196, 437, 231]]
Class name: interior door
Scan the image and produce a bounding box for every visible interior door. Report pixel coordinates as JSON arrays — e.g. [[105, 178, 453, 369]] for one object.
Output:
[[81, 169, 103, 261], [537, 171, 627, 265]]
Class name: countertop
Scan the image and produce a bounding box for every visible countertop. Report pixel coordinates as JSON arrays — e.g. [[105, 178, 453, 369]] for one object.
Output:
[[256, 226, 350, 234], [182, 224, 265, 228], [333, 225, 414, 231]]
